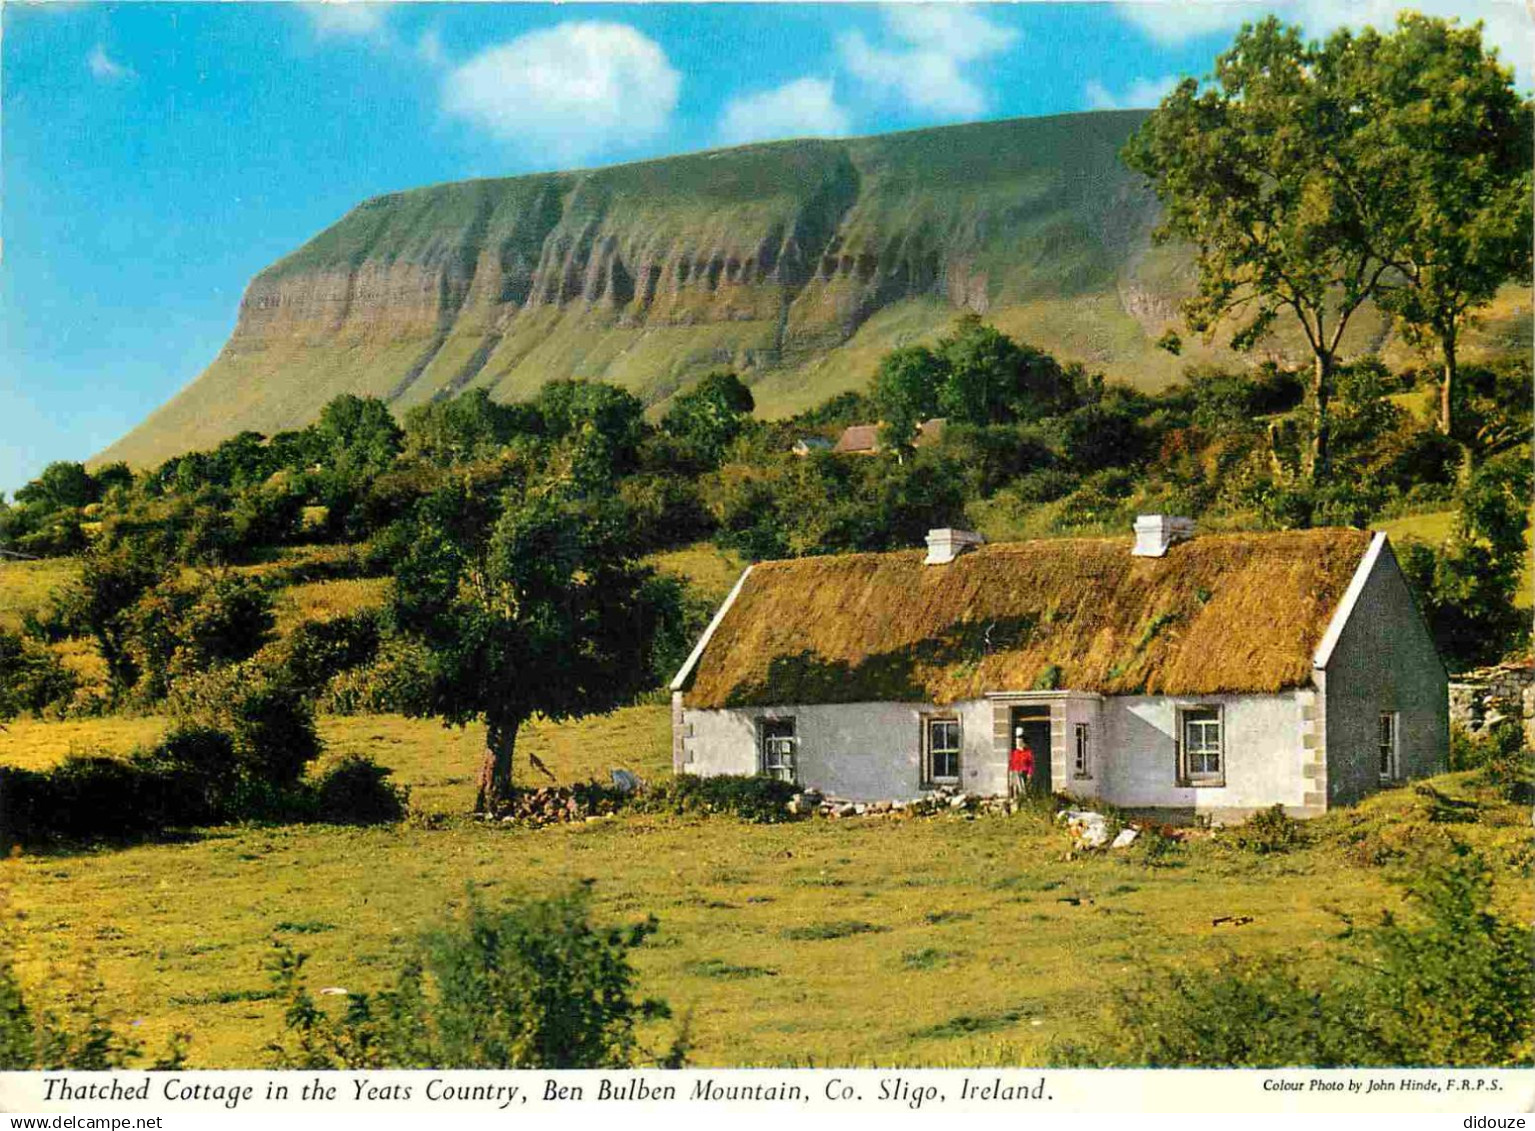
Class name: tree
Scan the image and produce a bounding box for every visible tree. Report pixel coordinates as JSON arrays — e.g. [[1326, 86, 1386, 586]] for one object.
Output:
[[936, 315, 1077, 426], [48, 541, 168, 695], [1397, 450, 1530, 669], [315, 394, 403, 476], [14, 462, 95, 513], [1124, 18, 1393, 481], [1341, 14, 1532, 437], [403, 389, 537, 467], [390, 477, 666, 811], [660, 372, 756, 464], [870, 346, 943, 452]]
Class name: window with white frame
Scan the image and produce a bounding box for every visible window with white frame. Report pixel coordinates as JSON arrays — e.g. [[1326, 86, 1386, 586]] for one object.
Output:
[[924, 716, 962, 785], [1178, 705, 1224, 786], [1073, 723, 1092, 779], [1379, 711, 1399, 781], [759, 718, 798, 784]]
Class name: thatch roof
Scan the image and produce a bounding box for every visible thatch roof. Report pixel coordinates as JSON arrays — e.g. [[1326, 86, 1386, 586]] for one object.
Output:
[[680, 529, 1375, 709], [831, 418, 945, 454]]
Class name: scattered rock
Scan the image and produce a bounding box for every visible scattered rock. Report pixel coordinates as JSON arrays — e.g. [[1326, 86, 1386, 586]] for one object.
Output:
[[1212, 915, 1254, 928], [1059, 809, 1111, 849], [318, 987, 349, 996]]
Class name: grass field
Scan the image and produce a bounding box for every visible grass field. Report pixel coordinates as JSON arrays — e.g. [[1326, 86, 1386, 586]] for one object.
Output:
[[0, 557, 78, 631], [648, 543, 748, 603], [3, 705, 1529, 1069]]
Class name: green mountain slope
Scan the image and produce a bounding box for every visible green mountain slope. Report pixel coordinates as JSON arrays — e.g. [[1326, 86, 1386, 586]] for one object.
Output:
[[100, 111, 1529, 467]]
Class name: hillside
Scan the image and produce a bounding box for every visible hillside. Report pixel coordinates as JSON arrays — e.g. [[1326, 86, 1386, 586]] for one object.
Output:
[[100, 110, 1530, 468]]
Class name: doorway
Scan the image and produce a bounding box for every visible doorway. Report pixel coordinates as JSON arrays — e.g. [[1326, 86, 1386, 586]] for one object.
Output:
[[1009, 705, 1052, 795]]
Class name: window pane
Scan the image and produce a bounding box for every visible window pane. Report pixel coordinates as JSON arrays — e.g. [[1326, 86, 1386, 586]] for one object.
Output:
[[1182, 708, 1222, 777], [928, 718, 960, 779], [762, 719, 796, 782]]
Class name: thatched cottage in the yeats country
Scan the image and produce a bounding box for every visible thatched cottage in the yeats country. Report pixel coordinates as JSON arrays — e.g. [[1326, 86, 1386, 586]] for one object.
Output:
[[670, 518, 1448, 819]]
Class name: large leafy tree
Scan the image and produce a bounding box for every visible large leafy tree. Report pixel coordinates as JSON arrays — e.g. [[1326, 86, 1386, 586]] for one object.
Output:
[[1124, 18, 1392, 481], [869, 345, 943, 452], [316, 394, 404, 477], [660, 371, 756, 465], [1339, 13, 1532, 438], [389, 474, 667, 811]]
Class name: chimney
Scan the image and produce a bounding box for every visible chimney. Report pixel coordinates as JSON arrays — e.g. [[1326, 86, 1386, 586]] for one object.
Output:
[[1132, 514, 1196, 558], [924, 527, 985, 565]]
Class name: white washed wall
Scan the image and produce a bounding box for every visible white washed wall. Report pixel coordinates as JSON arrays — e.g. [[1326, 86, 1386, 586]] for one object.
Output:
[[680, 691, 1313, 815], [1097, 692, 1310, 816], [679, 700, 1002, 801]]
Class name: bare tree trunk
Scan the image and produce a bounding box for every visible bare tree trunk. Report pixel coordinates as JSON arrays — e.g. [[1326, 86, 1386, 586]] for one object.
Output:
[[475, 718, 520, 814], [1307, 352, 1333, 484], [1439, 328, 1457, 437]]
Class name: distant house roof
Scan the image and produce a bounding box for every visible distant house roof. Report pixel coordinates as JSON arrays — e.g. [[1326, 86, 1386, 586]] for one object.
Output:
[[832, 418, 945, 454], [677, 529, 1377, 709], [832, 424, 881, 454]]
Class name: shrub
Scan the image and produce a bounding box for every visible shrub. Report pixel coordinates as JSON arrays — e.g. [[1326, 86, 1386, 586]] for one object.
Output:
[[1052, 844, 1533, 1067], [0, 949, 185, 1070], [279, 611, 382, 696], [636, 774, 799, 824], [0, 629, 78, 719], [312, 756, 408, 825], [319, 639, 435, 716], [1, 757, 159, 843], [1226, 803, 1302, 854], [139, 723, 240, 826], [1354, 844, 1534, 1066], [267, 887, 685, 1069], [1450, 718, 1524, 772], [124, 572, 276, 701], [175, 665, 322, 789]]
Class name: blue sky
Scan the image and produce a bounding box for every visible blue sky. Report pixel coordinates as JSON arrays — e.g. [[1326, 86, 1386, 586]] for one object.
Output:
[[1, 1, 1527, 495]]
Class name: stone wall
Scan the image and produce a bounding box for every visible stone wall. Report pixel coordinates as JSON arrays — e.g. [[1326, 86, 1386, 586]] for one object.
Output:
[[1448, 660, 1535, 748]]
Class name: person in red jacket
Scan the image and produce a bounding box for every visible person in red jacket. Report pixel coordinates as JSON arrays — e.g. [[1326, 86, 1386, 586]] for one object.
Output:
[[1008, 729, 1035, 800]]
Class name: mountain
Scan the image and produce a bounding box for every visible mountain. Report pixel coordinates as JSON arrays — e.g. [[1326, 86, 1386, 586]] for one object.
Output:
[[99, 111, 1529, 468]]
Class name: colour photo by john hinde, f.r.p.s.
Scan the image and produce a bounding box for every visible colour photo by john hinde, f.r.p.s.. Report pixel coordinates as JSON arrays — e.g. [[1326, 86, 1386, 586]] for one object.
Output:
[[0, 1, 1531, 1121]]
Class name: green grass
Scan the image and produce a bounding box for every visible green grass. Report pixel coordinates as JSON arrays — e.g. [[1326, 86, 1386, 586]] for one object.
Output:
[[0, 557, 78, 631], [272, 576, 390, 634], [0, 706, 673, 811], [648, 542, 748, 604], [3, 703, 1528, 1069]]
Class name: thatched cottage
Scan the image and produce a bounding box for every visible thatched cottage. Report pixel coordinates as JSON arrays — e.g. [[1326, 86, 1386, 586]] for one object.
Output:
[[669, 519, 1448, 819]]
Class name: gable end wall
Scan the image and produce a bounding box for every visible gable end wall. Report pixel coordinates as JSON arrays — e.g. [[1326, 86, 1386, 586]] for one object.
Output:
[[1321, 542, 1448, 806]]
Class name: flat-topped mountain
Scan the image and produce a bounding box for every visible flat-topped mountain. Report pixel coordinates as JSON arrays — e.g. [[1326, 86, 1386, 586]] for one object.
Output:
[[100, 110, 1527, 467]]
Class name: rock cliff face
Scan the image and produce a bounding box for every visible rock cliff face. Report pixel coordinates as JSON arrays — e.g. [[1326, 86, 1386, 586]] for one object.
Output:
[[97, 110, 1529, 467]]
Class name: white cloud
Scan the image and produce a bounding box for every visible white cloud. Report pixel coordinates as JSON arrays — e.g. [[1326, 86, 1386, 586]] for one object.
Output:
[[86, 44, 132, 81], [1115, 1, 1531, 84], [839, 4, 1019, 118], [303, 2, 390, 40], [442, 22, 680, 163], [417, 27, 446, 68], [1084, 74, 1180, 110], [719, 77, 852, 145]]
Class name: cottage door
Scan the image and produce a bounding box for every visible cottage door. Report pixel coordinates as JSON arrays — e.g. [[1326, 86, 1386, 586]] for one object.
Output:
[[1009, 706, 1052, 795]]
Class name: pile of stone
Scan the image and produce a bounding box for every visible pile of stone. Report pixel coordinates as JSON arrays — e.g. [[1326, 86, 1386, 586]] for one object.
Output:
[[787, 788, 1019, 820], [486, 784, 622, 828], [1057, 808, 1141, 851]]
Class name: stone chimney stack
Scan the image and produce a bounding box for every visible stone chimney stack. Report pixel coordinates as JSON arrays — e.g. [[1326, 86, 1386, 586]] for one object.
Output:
[[924, 528, 986, 565], [1132, 514, 1196, 558]]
